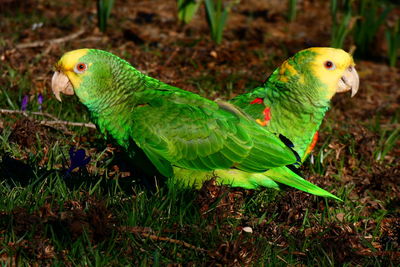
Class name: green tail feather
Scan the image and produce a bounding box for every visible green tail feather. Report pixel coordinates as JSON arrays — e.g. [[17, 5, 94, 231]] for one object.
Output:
[[173, 166, 341, 201], [172, 167, 280, 189], [260, 167, 342, 201]]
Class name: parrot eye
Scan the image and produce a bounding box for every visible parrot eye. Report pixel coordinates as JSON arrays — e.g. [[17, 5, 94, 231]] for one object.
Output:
[[324, 61, 336, 70], [74, 63, 87, 74]]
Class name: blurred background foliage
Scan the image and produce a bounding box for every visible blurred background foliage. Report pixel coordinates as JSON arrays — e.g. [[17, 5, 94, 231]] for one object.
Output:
[[96, 0, 400, 65]]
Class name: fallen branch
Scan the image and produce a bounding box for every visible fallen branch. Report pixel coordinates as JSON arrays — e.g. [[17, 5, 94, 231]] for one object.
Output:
[[121, 226, 206, 252], [40, 120, 96, 129], [0, 109, 58, 120], [0, 108, 96, 129], [140, 233, 206, 252], [164, 47, 180, 66], [15, 28, 85, 49]]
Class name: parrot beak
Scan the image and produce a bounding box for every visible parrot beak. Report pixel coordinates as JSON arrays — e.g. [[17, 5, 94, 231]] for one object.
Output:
[[51, 71, 74, 102], [337, 66, 359, 97]]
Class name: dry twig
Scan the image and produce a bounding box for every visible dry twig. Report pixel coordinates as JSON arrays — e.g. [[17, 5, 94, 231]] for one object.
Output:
[[1, 109, 58, 120], [40, 120, 96, 129], [140, 233, 206, 252], [121, 226, 206, 252], [15, 28, 85, 49], [0, 108, 96, 130], [164, 47, 180, 66]]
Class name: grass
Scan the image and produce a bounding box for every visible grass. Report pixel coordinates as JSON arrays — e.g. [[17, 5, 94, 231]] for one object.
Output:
[[288, 0, 297, 22], [330, 0, 354, 49], [385, 19, 400, 67], [97, 0, 115, 33], [353, 0, 392, 58], [204, 0, 230, 45], [176, 0, 239, 44], [177, 0, 203, 24]]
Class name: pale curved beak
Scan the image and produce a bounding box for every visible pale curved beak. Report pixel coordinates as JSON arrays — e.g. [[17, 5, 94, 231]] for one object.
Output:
[[51, 71, 74, 102], [337, 66, 359, 97]]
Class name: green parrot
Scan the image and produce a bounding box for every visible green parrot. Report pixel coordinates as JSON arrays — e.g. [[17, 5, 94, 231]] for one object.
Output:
[[51, 48, 359, 200], [230, 48, 359, 161]]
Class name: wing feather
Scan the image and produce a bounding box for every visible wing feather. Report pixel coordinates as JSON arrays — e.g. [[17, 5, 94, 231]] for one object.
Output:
[[130, 89, 297, 176]]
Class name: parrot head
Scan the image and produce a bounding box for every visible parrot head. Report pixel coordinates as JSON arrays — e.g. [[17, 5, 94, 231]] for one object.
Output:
[[51, 48, 131, 104], [52, 48, 90, 102], [272, 47, 359, 100]]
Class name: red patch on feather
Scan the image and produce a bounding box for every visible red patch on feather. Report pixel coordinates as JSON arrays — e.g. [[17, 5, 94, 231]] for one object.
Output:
[[308, 131, 319, 153], [263, 107, 271, 122], [250, 98, 263, 104]]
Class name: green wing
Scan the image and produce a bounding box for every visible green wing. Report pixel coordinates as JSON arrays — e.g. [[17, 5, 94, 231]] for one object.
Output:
[[129, 88, 297, 177]]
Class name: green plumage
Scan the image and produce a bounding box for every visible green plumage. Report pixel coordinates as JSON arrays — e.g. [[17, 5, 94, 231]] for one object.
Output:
[[55, 48, 346, 200], [231, 50, 330, 160]]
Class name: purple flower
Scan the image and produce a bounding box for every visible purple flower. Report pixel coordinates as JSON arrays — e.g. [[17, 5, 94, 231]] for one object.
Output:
[[21, 95, 29, 111], [38, 93, 43, 111], [66, 147, 91, 174]]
